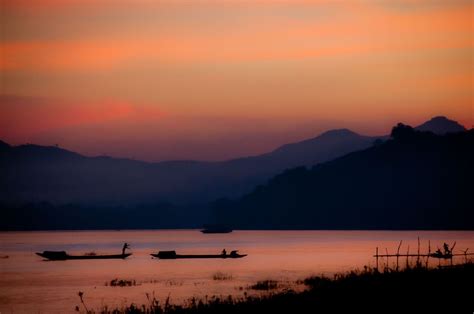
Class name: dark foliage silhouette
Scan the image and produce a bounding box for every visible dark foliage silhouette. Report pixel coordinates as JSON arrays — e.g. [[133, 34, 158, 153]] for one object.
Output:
[[211, 126, 473, 229], [391, 123, 415, 140], [86, 262, 474, 313]]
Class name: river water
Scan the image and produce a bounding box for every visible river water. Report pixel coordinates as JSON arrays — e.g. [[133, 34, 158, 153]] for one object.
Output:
[[1, 230, 473, 313]]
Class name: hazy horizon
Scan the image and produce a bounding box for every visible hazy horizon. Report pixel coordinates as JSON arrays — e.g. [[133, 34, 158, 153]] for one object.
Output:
[[1, 0, 472, 161], [0, 114, 469, 162]]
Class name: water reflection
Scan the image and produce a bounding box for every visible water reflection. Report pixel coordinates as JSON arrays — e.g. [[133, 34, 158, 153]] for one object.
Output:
[[1, 230, 473, 313]]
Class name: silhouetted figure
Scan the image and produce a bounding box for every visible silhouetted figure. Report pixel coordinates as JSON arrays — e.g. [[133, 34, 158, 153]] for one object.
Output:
[[443, 243, 450, 255], [122, 243, 130, 255], [222, 249, 227, 256]]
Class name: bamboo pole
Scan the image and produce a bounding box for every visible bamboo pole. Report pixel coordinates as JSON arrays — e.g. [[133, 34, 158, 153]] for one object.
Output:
[[372, 241, 472, 271], [376, 247, 379, 272], [396, 240, 402, 271], [406, 245, 410, 268], [426, 240, 431, 268], [417, 237, 421, 267]]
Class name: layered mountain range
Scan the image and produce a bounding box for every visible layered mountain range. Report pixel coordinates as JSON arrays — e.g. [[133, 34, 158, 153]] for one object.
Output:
[[0, 116, 469, 230]]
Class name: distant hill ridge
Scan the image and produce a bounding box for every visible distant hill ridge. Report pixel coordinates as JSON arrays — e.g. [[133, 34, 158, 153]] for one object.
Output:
[[0, 125, 375, 205], [0, 116, 470, 230], [211, 124, 473, 230], [415, 116, 466, 134], [0, 116, 467, 206]]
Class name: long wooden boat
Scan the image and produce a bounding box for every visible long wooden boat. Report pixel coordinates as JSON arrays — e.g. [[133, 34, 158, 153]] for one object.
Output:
[[36, 251, 132, 261], [201, 227, 233, 234], [151, 250, 246, 259], [200, 224, 233, 234]]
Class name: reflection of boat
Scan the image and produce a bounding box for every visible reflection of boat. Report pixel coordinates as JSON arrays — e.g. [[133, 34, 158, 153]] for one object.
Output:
[[200, 225, 233, 234], [151, 250, 247, 259], [36, 251, 132, 261]]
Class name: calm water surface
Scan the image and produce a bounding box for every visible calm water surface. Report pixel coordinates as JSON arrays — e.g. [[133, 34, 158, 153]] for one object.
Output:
[[1, 230, 473, 313]]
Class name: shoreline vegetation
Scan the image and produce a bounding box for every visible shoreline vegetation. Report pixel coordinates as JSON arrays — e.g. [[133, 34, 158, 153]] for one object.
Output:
[[76, 261, 473, 314]]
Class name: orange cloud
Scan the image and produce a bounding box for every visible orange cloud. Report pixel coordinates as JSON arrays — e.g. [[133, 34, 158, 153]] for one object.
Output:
[[1, 0, 472, 160], [1, 2, 471, 72], [0, 95, 165, 141]]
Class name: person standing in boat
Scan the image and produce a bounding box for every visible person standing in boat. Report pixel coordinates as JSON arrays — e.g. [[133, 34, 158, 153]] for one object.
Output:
[[122, 243, 130, 255], [222, 249, 227, 256]]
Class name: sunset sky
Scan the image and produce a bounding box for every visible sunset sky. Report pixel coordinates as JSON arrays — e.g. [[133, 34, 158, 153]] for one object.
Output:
[[1, 0, 472, 161]]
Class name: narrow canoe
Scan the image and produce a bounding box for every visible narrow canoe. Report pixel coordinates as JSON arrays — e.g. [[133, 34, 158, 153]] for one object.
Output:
[[200, 229, 233, 234], [36, 251, 132, 261], [200, 225, 233, 233]]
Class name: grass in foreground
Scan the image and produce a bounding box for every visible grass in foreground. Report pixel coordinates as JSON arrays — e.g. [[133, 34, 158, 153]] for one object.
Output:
[[106, 279, 137, 287], [77, 262, 474, 313], [212, 272, 233, 281], [247, 280, 278, 291]]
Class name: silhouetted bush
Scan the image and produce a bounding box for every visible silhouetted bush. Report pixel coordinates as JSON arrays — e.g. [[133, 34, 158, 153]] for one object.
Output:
[[391, 122, 415, 140], [106, 278, 136, 287], [81, 262, 473, 313], [212, 272, 233, 281], [248, 280, 278, 290]]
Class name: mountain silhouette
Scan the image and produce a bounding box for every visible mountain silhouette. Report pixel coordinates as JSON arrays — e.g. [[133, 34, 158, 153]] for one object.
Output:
[[211, 124, 473, 230], [0, 140, 10, 152], [0, 116, 469, 230], [415, 116, 466, 134], [0, 127, 377, 206]]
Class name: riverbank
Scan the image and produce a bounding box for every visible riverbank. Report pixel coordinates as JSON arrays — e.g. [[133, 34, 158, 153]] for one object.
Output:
[[79, 262, 473, 313]]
